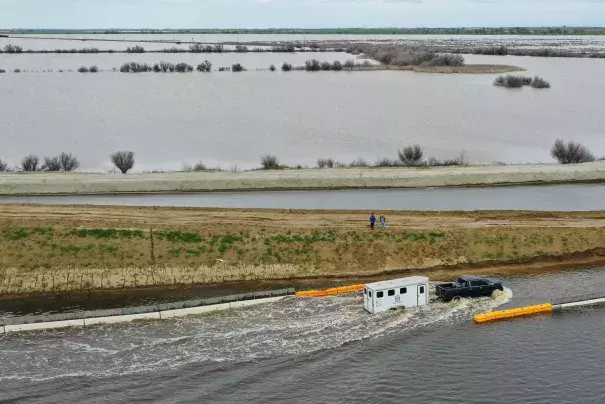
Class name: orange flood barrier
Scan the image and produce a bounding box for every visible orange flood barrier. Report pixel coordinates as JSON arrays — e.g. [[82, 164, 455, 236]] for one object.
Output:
[[296, 284, 364, 298], [474, 303, 553, 323]]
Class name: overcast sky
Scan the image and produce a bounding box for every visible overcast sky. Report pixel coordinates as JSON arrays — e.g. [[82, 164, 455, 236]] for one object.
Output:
[[2, 0, 605, 29]]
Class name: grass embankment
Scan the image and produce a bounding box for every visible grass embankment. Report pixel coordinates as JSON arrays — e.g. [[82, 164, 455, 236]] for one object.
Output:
[[2, 205, 605, 296]]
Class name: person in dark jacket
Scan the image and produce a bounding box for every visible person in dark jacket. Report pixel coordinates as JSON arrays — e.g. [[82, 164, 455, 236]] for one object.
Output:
[[369, 212, 376, 230]]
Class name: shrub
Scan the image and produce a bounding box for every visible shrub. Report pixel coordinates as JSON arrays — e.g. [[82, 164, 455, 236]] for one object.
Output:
[[14, 69, 21, 73], [331, 61, 343, 71], [269, 64, 276, 72], [281, 62, 293, 72], [161, 47, 186, 53], [0, 69, 6, 73], [493, 75, 529, 88], [3, 44, 23, 54], [77, 66, 89, 73], [120, 62, 152, 73], [196, 60, 212, 72], [398, 145, 424, 166], [427, 152, 468, 166], [189, 44, 204, 53], [193, 161, 207, 171], [153, 63, 161, 73], [423, 53, 465, 67], [89, 65, 99, 73], [213, 44, 224, 53], [305, 59, 321, 71], [260, 154, 280, 170], [235, 45, 248, 52], [159, 61, 175, 72], [317, 158, 335, 168], [320, 61, 332, 71], [110, 151, 135, 174], [374, 158, 399, 167], [21, 155, 40, 172], [59, 152, 79, 171], [126, 45, 145, 53], [349, 158, 370, 168], [343, 60, 355, 70], [0, 159, 8, 172], [43, 156, 62, 171], [232, 63, 245, 72], [551, 139, 595, 164], [531, 76, 551, 89], [174, 62, 193, 72]]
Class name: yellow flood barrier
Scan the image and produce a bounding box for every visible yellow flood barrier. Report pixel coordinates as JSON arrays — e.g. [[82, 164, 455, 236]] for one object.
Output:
[[474, 303, 553, 323], [296, 284, 364, 298]]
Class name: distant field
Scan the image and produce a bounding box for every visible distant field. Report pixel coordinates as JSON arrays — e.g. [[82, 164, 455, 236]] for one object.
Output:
[[2, 27, 605, 35]]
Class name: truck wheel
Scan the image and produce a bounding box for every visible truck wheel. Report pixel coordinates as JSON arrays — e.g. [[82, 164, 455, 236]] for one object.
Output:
[[452, 296, 461, 302]]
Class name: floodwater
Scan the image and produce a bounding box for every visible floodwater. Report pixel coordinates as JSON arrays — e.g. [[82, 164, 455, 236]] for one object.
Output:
[[0, 51, 366, 72], [2, 184, 605, 211], [3, 268, 605, 403], [3, 33, 605, 51], [1, 36, 605, 171]]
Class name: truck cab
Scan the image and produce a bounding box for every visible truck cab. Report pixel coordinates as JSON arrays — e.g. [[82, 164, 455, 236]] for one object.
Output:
[[436, 275, 503, 302]]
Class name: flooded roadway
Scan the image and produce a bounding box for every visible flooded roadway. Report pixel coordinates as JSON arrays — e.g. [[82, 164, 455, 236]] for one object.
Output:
[[3, 268, 605, 403], [1, 183, 605, 210]]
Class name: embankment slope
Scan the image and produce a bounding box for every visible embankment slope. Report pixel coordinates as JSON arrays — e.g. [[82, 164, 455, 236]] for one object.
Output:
[[1, 205, 605, 296], [2, 162, 605, 195]]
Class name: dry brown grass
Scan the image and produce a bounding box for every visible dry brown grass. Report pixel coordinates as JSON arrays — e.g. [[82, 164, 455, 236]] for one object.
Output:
[[1, 205, 605, 294]]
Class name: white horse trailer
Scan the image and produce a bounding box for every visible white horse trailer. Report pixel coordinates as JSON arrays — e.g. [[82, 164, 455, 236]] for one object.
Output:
[[363, 276, 429, 314]]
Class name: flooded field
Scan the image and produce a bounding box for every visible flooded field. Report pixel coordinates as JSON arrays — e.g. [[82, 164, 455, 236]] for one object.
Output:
[[1, 46, 604, 171], [3, 33, 605, 52]]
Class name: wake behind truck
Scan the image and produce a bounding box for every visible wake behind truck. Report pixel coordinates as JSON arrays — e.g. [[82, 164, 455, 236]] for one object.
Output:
[[436, 275, 504, 302]]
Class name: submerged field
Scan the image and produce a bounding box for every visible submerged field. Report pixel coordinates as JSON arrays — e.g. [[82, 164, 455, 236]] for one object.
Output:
[[1, 205, 605, 296]]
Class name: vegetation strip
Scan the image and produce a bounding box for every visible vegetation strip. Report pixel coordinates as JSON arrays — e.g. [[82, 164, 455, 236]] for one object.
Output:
[[1, 206, 605, 296]]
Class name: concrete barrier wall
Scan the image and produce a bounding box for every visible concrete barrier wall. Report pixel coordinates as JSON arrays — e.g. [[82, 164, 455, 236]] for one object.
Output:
[[0, 289, 294, 334]]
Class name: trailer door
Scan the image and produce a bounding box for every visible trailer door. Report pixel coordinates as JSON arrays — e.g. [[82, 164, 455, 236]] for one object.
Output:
[[417, 284, 426, 306]]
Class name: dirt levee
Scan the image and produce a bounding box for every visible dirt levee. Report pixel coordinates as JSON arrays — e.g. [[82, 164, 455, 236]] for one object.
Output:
[[2, 162, 605, 195], [1, 205, 605, 296]]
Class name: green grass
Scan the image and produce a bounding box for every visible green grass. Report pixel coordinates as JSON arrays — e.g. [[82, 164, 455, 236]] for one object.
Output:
[[156, 230, 204, 243], [3, 228, 30, 240], [70, 228, 145, 239]]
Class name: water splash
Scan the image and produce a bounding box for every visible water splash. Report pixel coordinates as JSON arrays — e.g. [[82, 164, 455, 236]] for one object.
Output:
[[0, 289, 511, 382]]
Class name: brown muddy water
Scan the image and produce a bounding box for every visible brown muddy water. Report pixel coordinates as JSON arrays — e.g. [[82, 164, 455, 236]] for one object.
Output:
[[1, 52, 604, 171], [3, 268, 605, 403]]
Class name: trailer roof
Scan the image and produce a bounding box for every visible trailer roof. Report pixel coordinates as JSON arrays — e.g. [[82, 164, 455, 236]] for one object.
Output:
[[364, 276, 429, 291]]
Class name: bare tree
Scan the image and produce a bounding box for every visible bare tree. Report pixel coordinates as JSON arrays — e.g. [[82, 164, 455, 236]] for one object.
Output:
[[21, 155, 40, 172], [317, 158, 335, 168], [551, 139, 595, 164], [43, 156, 62, 171], [59, 152, 80, 171], [0, 159, 8, 172], [110, 151, 135, 174], [398, 145, 424, 166], [260, 154, 280, 170]]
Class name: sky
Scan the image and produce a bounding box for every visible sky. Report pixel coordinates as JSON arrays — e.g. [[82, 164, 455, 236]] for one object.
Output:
[[1, 0, 605, 29]]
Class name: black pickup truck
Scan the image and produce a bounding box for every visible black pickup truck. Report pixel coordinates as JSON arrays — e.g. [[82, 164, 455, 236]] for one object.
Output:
[[436, 275, 503, 302]]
